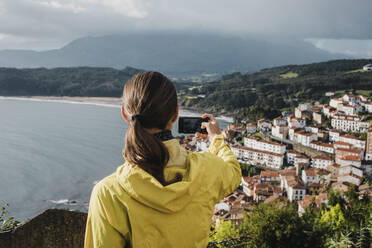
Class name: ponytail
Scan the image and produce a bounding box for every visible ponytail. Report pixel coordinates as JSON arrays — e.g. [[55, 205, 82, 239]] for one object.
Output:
[[122, 71, 181, 186], [124, 118, 169, 186]]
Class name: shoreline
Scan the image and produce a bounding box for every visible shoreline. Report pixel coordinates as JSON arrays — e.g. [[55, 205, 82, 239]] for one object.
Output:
[[0, 96, 233, 122]]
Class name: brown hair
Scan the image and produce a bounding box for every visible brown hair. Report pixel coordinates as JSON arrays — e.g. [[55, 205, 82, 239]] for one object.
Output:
[[122, 71, 181, 186]]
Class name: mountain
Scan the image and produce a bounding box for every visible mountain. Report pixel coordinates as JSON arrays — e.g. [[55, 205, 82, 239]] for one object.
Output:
[[179, 59, 372, 119], [0, 33, 342, 76]]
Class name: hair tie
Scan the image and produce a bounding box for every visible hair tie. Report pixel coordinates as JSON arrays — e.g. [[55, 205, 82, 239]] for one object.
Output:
[[131, 114, 141, 121]]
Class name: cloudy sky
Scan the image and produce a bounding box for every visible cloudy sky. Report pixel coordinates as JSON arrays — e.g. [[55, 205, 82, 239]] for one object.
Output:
[[1, 0, 372, 57]]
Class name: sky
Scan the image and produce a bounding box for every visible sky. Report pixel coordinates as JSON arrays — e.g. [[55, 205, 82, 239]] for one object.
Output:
[[0, 0, 372, 57]]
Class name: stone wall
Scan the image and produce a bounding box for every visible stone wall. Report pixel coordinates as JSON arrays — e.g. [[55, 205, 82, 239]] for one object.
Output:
[[0, 209, 87, 248], [293, 143, 334, 158]]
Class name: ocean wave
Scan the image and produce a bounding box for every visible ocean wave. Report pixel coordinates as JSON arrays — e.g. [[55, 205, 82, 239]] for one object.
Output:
[[48, 199, 78, 205]]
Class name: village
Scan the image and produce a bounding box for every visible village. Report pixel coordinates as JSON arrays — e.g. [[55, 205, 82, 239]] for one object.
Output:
[[179, 92, 372, 225]]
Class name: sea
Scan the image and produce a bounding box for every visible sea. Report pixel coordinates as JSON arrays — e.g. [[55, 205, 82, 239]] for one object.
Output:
[[0, 97, 231, 221]]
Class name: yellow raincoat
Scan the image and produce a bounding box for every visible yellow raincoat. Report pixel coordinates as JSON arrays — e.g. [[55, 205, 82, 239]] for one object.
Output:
[[84, 134, 242, 248]]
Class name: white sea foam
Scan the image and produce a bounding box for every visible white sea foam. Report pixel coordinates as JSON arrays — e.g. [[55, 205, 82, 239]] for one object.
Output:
[[48, 199, 69, 204], [48, 199, 78, 205]]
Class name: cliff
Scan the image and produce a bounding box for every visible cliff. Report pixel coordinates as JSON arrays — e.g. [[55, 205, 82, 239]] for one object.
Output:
[[0, 209, 87, 248]]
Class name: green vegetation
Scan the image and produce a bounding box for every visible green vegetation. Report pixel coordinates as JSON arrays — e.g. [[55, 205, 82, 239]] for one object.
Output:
[[345, 69, 366, 74], [0, 67, 197, 97], [239, 163, 261, 177], [280, 72, 298, 78], [209, 188, 372, 248], [179, 59, 372, 121], [1, 203, 20, 232], [1, 59, 371, 123]]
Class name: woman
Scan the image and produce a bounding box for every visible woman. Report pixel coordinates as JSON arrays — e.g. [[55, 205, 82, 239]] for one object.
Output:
[[84, 71, 242, 248]]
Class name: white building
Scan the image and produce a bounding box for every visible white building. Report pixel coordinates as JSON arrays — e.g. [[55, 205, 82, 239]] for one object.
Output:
[[246, 123, 257, 134], [302, 168, 331, 186], [364, 102, 372, 113], [271, 125, 288, 140], [337, 173, 363, 186], [335, 147, 364, 161], [293, 130, 317, 147], [244, 136, 286, 154], [330, 98, 343, 109], [298, 103, 313, 112], [288, 118, 306, 129], [310, 141, 334, 154], [260, 170, 280, 183], [329, 130, 342, 142], [195, 137, 210, 151], [336, 155, 362, 168], [339, 104, 362, 116], [363, 64, 372, 71], [305, 126, 319, 134], [342, 94, 360, 105], [334, 141, 353, 150], [339, 164, 363, 178], [331, 114, 371, 133], [273, 117, 287, 126], [366, 128, 372, 161], [337, 134, 366, 150], [294, 155, 310, 166], [325, 92, 335, 97], [286, 150, 303, 165], [323, 105, 336, 117], [312, 156, 334, 169], [286, 180, 306, 201], [257, 119, 272, 132], [232, 145, 284, 169]]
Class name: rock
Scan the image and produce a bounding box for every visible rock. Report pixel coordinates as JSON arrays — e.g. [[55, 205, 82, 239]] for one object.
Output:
[[0, 209, 87, 248]]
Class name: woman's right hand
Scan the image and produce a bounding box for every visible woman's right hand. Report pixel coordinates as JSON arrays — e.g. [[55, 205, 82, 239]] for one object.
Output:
[[200, 113, 221, 142]]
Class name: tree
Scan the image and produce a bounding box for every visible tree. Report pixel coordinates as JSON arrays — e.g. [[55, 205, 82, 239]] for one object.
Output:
[[320, 204, 346, 234], [209, 219, 240, 247], [242, 202, 309, 248]]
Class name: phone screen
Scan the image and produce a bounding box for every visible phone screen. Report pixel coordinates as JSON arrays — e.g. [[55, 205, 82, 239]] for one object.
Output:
[[178, 117, 209, 134]]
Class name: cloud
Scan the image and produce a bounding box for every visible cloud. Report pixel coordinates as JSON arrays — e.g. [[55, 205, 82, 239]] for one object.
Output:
[[307, 38, 372, 59], [0, 0, 372, 50], [31, 0, 147, 17], [96, 0, 148, 18], [33, 0, 86, 14]]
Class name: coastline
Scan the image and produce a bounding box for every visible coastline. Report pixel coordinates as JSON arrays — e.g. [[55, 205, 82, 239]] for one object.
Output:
[[0, 96, 233, 122]]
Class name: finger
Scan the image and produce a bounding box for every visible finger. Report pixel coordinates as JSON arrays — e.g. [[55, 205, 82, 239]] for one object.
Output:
[[201, 122, 209, 129], [202, 113, 216, 121]]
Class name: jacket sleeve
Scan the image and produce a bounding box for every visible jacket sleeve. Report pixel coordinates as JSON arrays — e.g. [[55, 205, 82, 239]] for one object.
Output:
[[84, 183, 128, 248], [208, 134, 242, 199]]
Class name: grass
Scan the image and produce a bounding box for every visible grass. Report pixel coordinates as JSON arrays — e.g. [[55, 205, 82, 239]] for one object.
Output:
[[345, 69, 367, 74], [355, 90, 372, 96], [254, 132, 262, 137], [280, 72, 299, 79], [334, 89, 372, 98]]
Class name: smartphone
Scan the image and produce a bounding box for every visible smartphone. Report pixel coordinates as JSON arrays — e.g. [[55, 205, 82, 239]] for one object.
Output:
[[178, 117, 210, 134]]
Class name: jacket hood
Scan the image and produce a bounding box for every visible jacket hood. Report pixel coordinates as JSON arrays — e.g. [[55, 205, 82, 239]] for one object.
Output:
[[116, 139, 201, 213]]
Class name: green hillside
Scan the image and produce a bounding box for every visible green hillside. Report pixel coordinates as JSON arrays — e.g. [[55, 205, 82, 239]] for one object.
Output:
[[1, 59, 372, 121], [179, 59, 372, 121], [0, 67, 195, 97]]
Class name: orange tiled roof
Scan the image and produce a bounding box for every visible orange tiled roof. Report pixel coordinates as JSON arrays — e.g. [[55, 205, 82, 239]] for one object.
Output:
[[340, 155, 362, 162], [260, 170, 279, 177]]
